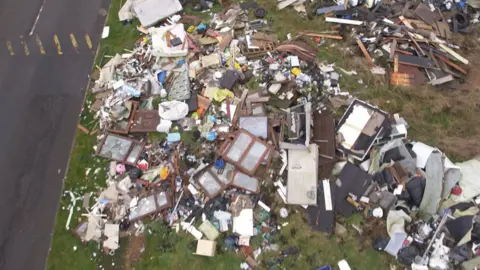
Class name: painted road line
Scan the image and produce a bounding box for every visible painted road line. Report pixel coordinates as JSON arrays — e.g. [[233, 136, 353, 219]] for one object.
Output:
[[70, 33, 79, 53], [36, 34, 46, 55], [29, 0, 48, 35], [53, 34, 63, 55], [20, 36, 30, 56], [85, 34, 92, 50], [6, 40, 14, 56]]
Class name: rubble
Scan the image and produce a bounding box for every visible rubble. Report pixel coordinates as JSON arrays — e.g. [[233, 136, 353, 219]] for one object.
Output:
[[67, 1, 480, 269]]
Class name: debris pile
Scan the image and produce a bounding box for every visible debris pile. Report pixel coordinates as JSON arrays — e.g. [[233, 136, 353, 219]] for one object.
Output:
[[306, 0, 479, 87], [66, 1, 480, 269]]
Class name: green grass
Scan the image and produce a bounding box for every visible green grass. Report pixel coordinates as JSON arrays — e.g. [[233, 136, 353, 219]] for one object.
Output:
[[47, 0, 480, 269], [47, 0, 141, 269]]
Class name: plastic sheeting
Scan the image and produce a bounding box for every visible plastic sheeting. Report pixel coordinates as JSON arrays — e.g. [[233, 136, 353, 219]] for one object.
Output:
[[419, 151, 444, 220], [158, 100, 188, 121], [386, 210, 412, 237], [451, 157, 480, 203]]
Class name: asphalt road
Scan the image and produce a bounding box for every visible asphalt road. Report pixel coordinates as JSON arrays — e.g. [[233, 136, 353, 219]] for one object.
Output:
[[0, 0, 110, 268]]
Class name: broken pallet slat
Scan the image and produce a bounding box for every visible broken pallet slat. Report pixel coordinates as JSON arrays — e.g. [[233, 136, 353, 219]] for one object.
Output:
[[438, 44, 469, 65], [356, 39, 373, 66], [77, 124, 90, 134], [325, 17, 363, 25], [389, 40, 397, 61], [434, 53, 468, 75], [277, 0, 299, 10], [299, 32, 343, 40]]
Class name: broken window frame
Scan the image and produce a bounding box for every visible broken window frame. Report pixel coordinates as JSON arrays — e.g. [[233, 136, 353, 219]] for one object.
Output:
[[129, 191, 171, 222], [219, 129, 271, 176], [96, 133, 145, 165], [335, 99, 389, 161], [72, 221, 89, 243], [230, 170, 260, 193], [107, 101, 138, 135], [193, 166, 226, 198]]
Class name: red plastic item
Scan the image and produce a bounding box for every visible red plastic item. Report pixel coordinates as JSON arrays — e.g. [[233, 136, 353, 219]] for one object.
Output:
[[451, 186, 463, 196]]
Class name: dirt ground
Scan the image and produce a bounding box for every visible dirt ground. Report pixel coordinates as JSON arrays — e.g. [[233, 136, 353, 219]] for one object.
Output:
[[124, 235, 145, 269]]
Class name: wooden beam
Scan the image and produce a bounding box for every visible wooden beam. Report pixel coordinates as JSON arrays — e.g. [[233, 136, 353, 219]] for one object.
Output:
[[394, 54, 399, 72], [299, 32, 343, 40], [389, 39, 397, 61], [356, 39, 373, 66], [438, 44, 469, 65], [434, 53, 468, 75]]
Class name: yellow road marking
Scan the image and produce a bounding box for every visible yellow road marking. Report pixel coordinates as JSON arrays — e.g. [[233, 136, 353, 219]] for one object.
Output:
[[70, 33, 78, 53], [85, 34, 92, 50], [53, 34, 63, 55], [20, 36, 30, 56], [6, 40, 14, 56], [36, 34, 46, 55]]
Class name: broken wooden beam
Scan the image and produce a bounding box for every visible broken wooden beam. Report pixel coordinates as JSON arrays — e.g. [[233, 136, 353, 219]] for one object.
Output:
[[438, 44, 469, 65], [299, 32, 343, 40], [434, 53, 468, 75], [325, 17, 363, 25], [356, 39, 374, 66], [77, 124, 90, 134]]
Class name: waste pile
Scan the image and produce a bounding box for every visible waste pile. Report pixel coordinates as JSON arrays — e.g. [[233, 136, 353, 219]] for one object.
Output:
[[65, 1, 480, 269], [302, 0, 479, 88]]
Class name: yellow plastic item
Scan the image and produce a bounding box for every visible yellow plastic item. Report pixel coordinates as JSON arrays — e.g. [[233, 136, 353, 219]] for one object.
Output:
[[213, 89, 234, 102], [160, 167, 170, 180], [226, 57, 241, 70], [187, 26, 197, 33], [291, 67, 302, 76]]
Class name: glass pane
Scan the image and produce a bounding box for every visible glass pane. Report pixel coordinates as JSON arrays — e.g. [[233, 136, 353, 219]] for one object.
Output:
[[226, 133, 252, 162], [198, 172, 222, 196], [240, 142, 266, 171], [233, 171, 259, 192], [99, 134, 133, 161], [129, 194, 156, 220], [156, 192, 168, 207], [216, 163, 235, 185], [126, 143, 143, 164]]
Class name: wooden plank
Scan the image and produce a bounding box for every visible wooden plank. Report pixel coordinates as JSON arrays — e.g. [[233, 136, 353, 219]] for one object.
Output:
[[394, 55, 399, 72], [396, 49, 413, 55], [407, 32, 425, 56], [277, 0, 299, 10], [299, 32, 343, 40], [389, 39, 397, 60], [356, 39, 373, 66], [246, 97, 270, 103], [429, 48, 440, 69], [438, 44, 469, 65], [232, 89, 249, 126], [77, 124, 89, 134], [325, 17, 363, 25], [434, 53, 468, 75]]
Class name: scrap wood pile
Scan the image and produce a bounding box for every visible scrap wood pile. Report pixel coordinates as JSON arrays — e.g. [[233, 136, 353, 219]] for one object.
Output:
[[66, 0, 480, 269], [305, 0, 479, 88]]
